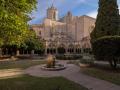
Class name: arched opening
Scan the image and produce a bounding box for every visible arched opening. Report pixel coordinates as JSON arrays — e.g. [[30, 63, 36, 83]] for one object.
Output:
[[57, 47, 66, 54], [76, 48, 81, 54], [47, 48, 56, 54], [68, 44, 74, 54]]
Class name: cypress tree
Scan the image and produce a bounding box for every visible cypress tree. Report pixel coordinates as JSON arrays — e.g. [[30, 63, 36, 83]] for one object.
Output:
[[91, 0, 120, 40], [91, 0, 120, 68]]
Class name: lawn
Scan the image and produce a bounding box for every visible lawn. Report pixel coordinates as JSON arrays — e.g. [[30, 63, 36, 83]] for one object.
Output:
[[0, 60, 45, 69], [0, 60, 88, 90], [0, 75, 88, 90], [81, 63, 120, 85]]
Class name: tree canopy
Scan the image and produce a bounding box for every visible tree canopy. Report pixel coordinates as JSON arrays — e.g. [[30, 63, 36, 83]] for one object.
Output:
[[91, 0, 120, 68], [0, 0, 37, 47], [22, 30, 45, 51], [91, 0, 120, 40]]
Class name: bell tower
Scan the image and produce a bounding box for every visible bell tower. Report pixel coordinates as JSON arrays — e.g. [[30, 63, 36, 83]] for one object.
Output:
[[47, 4, 58, 21]]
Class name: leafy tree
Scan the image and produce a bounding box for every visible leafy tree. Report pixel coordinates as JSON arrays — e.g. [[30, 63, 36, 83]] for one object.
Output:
[[91, 0, 120, 40], [34, 39, 45, 52], [22, 30, 45, 54], [0, 12, 28, 47], [0, 0, 37, 55]]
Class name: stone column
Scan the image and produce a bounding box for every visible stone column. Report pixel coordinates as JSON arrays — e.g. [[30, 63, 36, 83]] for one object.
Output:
[[65, 47, 68, 55], [73, 47, 76, 54], [45, 47, 47, 55], [81, 46, 84, 55], [80, 41, 84, 54], [16, 50, 20, 56], [45, 41, 48, 55], [31, 50, 35, 55], [56, 48, 58, 55]]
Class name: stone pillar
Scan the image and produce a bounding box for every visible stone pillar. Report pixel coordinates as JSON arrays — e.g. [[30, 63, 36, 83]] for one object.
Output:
[[81, 47, 84, 55], [31, 50, 35, 55], [56, 48, 58, 55], [16, 50, 20, 56], [73, 47, 76, 54], [66, 48, 68, 54], [45, 41, 48, 55], [30, 50, 34, 57], [80, 41, 84, 54], [45, 47, 48, 55]]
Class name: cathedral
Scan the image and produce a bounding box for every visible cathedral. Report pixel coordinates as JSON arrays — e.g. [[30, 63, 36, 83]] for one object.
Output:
[[31, 5, 95, 55]]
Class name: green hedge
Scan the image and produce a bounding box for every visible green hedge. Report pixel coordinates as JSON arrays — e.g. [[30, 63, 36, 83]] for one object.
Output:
[[92, 36, 120, 68], [56, 55, 82, 60], [92, 36, 120, 60]]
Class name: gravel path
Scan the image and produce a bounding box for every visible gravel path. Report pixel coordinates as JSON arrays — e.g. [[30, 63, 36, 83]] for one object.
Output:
[[24, 61, 120, 90]]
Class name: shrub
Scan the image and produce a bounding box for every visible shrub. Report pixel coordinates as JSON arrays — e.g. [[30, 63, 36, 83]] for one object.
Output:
[[56, 55, 82, 60], [17, 56, 31, 60], [80, 59, 94, 64], [92, 36, 120, 68]]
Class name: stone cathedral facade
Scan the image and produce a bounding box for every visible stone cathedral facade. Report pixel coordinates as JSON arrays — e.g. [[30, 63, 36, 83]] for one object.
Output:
[[31, 5, 96, 55]]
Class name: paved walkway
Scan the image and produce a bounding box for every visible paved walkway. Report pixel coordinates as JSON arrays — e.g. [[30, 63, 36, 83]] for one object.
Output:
[[25, 61, 120, 90]]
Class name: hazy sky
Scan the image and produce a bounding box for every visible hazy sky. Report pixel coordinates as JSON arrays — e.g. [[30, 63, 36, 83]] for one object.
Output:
[[29, 0, 120, 24]]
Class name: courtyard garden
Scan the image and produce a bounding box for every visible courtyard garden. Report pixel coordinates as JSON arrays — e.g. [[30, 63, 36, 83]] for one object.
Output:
[[0, 59, 88, 90], [0, 55, 120, 90], [0, 0, 120, 90]]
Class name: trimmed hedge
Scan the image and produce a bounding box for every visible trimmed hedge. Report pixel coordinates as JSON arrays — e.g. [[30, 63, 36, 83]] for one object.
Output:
[[92, 36, 120, 68], [56, 55, 82, 60]]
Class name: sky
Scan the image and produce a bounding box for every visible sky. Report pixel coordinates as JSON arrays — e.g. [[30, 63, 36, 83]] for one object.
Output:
[[29, 0, 120, 25]]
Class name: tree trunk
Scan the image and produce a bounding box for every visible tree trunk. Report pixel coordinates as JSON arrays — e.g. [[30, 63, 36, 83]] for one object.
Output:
[[30, 50, 34, 57], [32, 50, 34, 54], [109, 59, 117, 68], [10, 48, 16, 60]]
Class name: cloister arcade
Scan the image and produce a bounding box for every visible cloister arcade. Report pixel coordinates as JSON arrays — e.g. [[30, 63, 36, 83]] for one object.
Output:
[[44, 32, 91, 55]]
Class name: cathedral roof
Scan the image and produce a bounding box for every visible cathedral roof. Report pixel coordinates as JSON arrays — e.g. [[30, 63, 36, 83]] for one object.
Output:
[[80, 15, 95, 20]]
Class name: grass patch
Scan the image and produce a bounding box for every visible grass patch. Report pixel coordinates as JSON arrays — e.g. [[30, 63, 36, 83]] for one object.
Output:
[[0, 60, 45, 69], [67, 60, 80, 66], [81, 64, 120, 85], [0, 75, 88, 90]]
